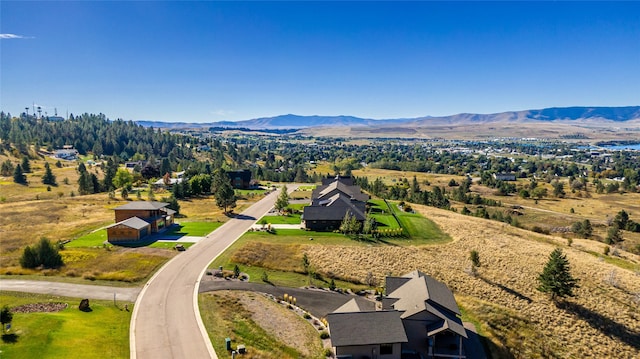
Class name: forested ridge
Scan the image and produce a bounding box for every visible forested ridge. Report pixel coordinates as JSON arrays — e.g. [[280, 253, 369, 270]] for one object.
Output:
[[0, 112, 192, 161]]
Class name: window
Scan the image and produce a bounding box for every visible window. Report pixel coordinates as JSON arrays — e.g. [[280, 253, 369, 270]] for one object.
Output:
[[380, 343, 393, 355]]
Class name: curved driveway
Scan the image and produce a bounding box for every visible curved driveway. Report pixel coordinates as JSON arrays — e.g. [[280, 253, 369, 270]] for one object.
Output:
[[131, 187, 293, 359]]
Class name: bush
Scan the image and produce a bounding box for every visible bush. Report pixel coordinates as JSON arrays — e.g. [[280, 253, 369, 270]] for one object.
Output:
[[319, 331, 330, 339], [324, 348, 333, 357], [20, 238, 64, 269], [531, 226, 550, 235]]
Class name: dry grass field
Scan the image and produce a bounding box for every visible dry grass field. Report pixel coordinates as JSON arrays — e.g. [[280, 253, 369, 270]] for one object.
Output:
[[0, 155, 246, 283], [199, 290, 324, 359], [302, 121, 640, 140], [302, 205, 639, 358]]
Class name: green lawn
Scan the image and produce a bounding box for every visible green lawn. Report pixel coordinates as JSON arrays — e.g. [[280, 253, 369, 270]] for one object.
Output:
[[67, 229, 108, 247], [68, 221, 221, 248], [288, 203, 307, 212], [168, 221, 222, 236], [0, 291, 131, 359], [259, 213, 302, 224], [149, 242, 196, 250]]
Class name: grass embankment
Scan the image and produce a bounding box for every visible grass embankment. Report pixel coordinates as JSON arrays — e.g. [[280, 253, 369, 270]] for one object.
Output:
[[305, 204, 640, 357], [210, 201, 450, 289], [200, 291, 324, 359], [0, 291, 132, 359]]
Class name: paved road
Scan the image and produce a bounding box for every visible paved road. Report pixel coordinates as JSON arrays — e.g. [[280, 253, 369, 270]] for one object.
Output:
[[132, 187, 294, 359], [0, 280, 140, 302], [199, 280, 375, 318]]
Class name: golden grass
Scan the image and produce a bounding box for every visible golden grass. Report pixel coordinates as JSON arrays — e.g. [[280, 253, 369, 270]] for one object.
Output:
[[352, 167, 467, 188], [302, 205, 640, 358], [231, 242, 303, 273], [199, 290, 323, 359], [0, 157, 249, 283]]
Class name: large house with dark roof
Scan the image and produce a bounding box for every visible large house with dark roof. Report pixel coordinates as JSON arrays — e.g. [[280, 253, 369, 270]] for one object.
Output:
[[107, 201, 175, 243], [302, 176, 369, 231], [227, 169, 252, 189], [327, 271, 468, 359]]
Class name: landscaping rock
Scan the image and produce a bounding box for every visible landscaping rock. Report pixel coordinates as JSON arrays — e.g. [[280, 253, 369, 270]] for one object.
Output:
[[79, 298, 91, 312]]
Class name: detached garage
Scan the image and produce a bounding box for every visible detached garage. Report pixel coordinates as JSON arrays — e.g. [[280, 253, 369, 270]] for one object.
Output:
[[106, 217, 151, 243]]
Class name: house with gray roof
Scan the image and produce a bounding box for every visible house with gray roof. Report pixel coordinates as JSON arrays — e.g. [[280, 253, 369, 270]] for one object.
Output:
[[302, 176, 369, 231], [107, 201, 175, 243], [327, 271, 468, 359]]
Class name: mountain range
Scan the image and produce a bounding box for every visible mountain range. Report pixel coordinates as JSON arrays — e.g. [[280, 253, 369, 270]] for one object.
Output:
[[136, 106, 640, 130]]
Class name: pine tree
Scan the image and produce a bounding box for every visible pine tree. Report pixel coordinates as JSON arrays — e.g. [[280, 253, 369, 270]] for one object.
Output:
[[13, 164, 27, 184], [21, 156, 31, 173], [212, 169, 236, 214], [1, 305, 13, 333], [1, 159, 14, 176], [42, 162, 57, 186], [537, 248, 579, 300], [37, 238, 64, 269], [20, 245, 39, 268]]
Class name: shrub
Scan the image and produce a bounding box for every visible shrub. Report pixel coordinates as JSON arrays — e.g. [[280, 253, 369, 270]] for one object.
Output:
[[319, 331, 330, 339], [531, 226, 550, 235], [18, 239, 60, 269], [324, 348, 333, 357]]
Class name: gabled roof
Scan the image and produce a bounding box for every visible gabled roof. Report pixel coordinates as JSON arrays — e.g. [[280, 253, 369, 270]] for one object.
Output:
[[386, 271, 461, 318], [114, 201, 169, 211], [333, 298, 368, 313], [162, 208, 176, 216], [326, 311, 408, 347], [106, 216, 150, 230], [315, 181, 369, 202], [425, 302, 467, 338], [304, 194, 366, 221]]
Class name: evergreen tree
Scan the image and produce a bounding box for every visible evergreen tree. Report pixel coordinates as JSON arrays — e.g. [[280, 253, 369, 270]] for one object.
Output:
[[77, 171, 93, 195], [537, 248, 579, 300], [102, 158, 117, 191], [339, 211, 361, 236], [1, 305, 13, 333], [0, 159, 14, 176], [606, 225, 623, 244], [21, 156, 31, 173], [19, 245, 39, 268], [13, 164, 27, 184], [212, 169, 236, 213], [36, 238, 64, 268], [42, 162, 57, 185], [613, 210, 629, 230], [164, 196, 180, 214], [275, 185, 289, 213]]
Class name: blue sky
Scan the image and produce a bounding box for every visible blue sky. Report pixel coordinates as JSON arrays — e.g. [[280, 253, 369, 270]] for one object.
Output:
[[1, 1, 639, 123]]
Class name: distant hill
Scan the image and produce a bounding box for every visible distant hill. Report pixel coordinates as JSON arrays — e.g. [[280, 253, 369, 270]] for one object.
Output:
[[136, 106, 640, 130]]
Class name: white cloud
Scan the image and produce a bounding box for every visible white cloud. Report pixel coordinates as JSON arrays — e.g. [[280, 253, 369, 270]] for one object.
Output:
[[0, 34, 33, 39]]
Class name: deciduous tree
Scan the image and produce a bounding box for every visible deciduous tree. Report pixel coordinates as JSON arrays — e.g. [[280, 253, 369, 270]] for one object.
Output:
[[275, 185, 289, 213]]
